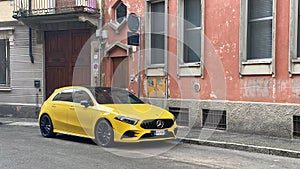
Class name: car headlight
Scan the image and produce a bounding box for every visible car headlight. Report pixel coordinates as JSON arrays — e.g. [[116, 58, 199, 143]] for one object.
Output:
[[115, 116, 139, 125]]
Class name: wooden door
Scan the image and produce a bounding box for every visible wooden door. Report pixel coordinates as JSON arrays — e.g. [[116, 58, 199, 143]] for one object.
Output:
[[45, 30, 91, 98], [70, 30, 91, 86], [111, 57, 129, 88]]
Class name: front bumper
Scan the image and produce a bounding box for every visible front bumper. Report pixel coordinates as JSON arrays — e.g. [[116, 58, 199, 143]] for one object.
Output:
[[113, 120, 177, 143]]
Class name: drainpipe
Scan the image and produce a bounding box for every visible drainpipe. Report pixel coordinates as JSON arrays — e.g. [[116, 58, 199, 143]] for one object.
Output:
[[29, 0, 32, 14], [98, 16, 103, 86], [165, 0, 169, 99], [29, 0, 34, 63], [137, 15, 141, 98], [29, 28, 34, 64]]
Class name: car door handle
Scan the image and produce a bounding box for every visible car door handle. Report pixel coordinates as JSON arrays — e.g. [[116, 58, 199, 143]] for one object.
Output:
[[52, 104, 56, 108], [69, 106, 75, 110]]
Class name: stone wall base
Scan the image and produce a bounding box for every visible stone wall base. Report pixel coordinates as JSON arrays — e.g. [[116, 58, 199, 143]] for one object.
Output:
[[0, 104, 39, 118], [144, 98, 300, 139]]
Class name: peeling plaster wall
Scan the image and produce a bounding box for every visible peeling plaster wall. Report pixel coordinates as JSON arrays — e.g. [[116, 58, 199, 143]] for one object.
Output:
[[167, 0, 293, 104], [103, 0, 145, 91], [102, 0, 297, 103]]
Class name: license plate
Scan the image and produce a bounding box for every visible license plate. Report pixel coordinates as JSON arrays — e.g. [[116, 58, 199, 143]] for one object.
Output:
[[154, 130, 166, 136]]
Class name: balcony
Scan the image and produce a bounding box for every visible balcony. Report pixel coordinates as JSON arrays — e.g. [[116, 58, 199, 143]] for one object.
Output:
[[12, 0, 100, 29]]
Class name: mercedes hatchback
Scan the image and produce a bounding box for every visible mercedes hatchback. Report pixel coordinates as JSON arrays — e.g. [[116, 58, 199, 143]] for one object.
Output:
[[38, 86, 177, 147]]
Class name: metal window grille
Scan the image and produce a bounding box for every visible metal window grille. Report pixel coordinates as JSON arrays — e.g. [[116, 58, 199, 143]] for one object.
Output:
[[293, 115, 300, 137], [202, 109, 226, 130], [13, 0, 98, 17], [169, 107, 189, 126]]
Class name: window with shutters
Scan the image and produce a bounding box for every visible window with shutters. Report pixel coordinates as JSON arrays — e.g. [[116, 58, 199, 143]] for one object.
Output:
[[177, 0, 204, 77], [289, 0, 300, 75], [145, 0, 167, 76], [239, 0, 276, 76], [0, 39, 10, 87]]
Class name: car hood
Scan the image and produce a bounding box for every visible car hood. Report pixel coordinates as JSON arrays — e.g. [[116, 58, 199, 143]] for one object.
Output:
[[101, 104, 174, 120]]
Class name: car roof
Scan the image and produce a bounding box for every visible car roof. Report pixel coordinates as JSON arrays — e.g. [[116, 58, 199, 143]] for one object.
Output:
[[87, 87, 126, 91], [56, 86, 128, 92]]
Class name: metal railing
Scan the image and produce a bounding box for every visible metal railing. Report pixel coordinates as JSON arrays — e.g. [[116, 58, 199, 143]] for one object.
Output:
[[13, 0, 99, 17]]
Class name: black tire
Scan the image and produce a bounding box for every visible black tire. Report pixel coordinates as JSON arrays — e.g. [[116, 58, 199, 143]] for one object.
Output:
[[40, 114, 56, 138], [94, 120, 114, 147]]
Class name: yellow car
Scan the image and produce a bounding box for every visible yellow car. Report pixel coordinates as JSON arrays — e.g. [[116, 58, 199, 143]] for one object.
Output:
[[38, 86, 177, 147]]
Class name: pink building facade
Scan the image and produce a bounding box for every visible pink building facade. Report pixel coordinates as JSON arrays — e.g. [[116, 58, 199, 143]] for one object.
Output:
[[102, 0, 300, 138]]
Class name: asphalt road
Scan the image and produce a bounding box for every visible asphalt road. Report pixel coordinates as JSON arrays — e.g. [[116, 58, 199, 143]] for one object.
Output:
[[1, 125, 300, 169]]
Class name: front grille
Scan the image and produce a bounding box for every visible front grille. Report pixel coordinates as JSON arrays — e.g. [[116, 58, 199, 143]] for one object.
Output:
[[140, 119, 174, 129], [140, 131, 174, 140]]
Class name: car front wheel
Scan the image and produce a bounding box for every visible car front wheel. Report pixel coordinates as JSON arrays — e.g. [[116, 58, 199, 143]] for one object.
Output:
[[40, 114, 55, 138], [95, 120, 114, 147]]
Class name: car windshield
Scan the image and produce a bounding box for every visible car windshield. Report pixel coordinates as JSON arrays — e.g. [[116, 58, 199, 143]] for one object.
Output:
[[89, 88, 144, 104]]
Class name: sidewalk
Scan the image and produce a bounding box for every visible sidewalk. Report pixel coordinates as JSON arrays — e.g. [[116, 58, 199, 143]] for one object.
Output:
[[176, 127, 300, 158], [1, 117, 300, 158]]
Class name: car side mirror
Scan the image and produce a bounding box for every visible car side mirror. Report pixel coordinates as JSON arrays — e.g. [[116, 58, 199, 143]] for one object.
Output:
[[80, 100, 91, 108]]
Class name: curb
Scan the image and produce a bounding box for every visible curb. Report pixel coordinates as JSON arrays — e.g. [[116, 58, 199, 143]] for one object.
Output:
[[6, 122, 39, 127], [0, 121, 13, 125], [177, 137, 300, 159], [0, 120, 38, 127]]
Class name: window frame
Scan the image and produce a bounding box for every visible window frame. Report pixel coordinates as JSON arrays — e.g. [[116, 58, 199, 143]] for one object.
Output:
[[145, 0, 168, 76], [289, 0, 300, 76], [0, 38, 10, 88], [115, 1, 127, 24], [108, 1, 127, 33], [73, 89, 93, 104], [52, 89, 74, 102], [239, 0, 277, 77], [177, 0, 204, 77]]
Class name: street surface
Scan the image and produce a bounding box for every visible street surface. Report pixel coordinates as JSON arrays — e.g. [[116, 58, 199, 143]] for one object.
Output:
[[1, 125, 300, 169]]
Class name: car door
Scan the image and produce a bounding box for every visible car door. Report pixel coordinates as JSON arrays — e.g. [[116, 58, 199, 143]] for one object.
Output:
[[68, 89, 94, 136], [51, 89, 74, 132]]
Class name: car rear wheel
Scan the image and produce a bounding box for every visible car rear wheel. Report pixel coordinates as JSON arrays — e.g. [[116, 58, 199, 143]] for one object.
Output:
[[40, 114, 55, 138], [95, 120, 114, 147]]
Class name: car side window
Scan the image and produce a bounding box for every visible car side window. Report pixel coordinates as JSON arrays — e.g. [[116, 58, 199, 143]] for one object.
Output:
[[53, 93, 61, 101], [73, 90, 92, 104], [52, 90, 73, 102]]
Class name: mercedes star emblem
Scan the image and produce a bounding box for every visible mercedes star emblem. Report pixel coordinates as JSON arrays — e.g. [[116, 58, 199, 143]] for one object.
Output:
[[156, 120, 164, 129]]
